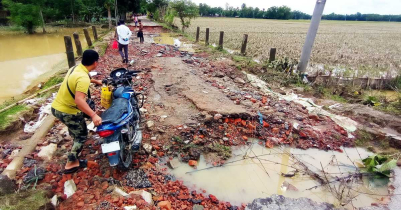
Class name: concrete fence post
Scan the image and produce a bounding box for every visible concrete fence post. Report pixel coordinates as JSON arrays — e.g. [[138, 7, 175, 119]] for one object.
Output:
[[241, 34, 248, 55], [196, 27, 200, 43], [92, 26, 98, 41], [73, 32, 83, 57], [205, 28, 210, 46], [269, 48, 277, 62], [83, 28, 92, 47], [64, 36, 76, 68], [218, 31, 224, 49]]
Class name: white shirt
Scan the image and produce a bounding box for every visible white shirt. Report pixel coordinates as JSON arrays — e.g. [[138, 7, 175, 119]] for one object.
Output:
[[117, 25, 132, 45]]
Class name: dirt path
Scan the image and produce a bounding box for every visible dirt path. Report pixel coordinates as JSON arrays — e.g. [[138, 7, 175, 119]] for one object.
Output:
[[148, 57, 248, 126]]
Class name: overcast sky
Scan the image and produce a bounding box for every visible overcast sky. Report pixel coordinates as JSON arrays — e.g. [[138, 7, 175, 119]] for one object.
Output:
[[192, 0, 401, 15]]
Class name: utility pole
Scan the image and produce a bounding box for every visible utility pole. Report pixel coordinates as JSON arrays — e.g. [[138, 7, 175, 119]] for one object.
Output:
[[297, 0, 327, 74]]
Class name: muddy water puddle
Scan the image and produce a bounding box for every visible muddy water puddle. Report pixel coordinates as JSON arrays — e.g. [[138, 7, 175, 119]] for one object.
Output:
[[168, 141, 389, 208], [0, 28, 97, 103], [153, 33, 195, 52]]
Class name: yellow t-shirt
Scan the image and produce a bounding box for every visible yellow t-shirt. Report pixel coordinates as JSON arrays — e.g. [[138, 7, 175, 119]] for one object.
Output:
[[51, 64, 90, 114]]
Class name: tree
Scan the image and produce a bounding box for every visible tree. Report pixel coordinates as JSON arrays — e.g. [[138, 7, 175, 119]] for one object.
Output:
[[79, 0, 102, 22], [3, 0, 41, 34], [199, 3, 209, 16], [277, 6, 291, 19], [292, 10, 311, 20], [104, 0, 114, 29], [240, 3, 246, 17], [169, 0, 198, 31], [34, 0, 46, 33]]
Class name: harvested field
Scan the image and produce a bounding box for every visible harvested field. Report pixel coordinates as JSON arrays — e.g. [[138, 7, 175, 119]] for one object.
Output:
[[182, 17, 401, 77]]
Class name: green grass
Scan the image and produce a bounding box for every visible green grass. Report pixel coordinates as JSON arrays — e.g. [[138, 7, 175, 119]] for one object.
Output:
[[207, 143, 232, 160], [329, 94, 348, 103], [0, 105, 28, 129], [354, 129, 397, 155], [355, 130, 374, 147], [232, 55, 259, 69], [42, 76, 64, 90], [97, 42, 109, 56], [0, 190, 49, 210], [374, 103, 401, 116], [173, 136, 183, 143], [0, 98, 19, 110]]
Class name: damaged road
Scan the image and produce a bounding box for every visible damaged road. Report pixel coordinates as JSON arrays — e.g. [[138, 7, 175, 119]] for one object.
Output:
[[1, 17, 401, 210]]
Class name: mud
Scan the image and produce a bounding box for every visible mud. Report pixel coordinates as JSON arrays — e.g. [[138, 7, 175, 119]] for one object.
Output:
[[322, 101, 401, 149]]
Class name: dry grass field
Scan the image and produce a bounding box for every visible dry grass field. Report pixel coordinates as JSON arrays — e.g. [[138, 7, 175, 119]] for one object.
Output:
[[179, 17, 401, 77]]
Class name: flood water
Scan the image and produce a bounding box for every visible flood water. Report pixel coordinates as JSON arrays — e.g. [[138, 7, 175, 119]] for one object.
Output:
[[168, 141, 389, 208], [0, 28, 96, 103]]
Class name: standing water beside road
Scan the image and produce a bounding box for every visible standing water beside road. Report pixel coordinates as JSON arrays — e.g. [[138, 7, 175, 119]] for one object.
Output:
[[0, 27, 99, 104]]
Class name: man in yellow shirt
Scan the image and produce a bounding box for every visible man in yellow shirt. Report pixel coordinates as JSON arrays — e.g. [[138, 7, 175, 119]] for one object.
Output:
[[51, 50, 102, 173]]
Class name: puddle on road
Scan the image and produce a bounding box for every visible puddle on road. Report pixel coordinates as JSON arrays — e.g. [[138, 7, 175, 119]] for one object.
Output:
[[153, 33, 175, 45], [153, 33, 195, 53], [168, 141, 389, 208]]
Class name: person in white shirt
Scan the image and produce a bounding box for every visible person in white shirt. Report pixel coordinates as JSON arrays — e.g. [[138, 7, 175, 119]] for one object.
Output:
[[115, 20, 132, 64]]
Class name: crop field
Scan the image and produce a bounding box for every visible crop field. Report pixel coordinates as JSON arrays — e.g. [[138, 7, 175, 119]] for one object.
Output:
[[180, 17, 401, 77]]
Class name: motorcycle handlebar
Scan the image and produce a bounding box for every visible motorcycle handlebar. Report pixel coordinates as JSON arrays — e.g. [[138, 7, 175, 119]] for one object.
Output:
[[102, 70, 141, 85]]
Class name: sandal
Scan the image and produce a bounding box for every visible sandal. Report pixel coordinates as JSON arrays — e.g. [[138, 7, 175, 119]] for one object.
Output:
[[63, 160, 88, 174]]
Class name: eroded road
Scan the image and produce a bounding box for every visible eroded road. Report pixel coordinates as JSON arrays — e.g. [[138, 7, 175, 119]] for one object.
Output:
[[1, 17, 401, 210]]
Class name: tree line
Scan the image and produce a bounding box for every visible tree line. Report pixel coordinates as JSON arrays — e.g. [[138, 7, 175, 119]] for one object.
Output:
[[322, 12, 401, 22], [0, 0, 148, 33], [2, 0, 401, 34], [199, 3, 311, 20], [198, 2, 401, 22]]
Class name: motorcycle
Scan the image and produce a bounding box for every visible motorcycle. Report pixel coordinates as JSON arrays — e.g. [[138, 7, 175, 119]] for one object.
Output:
[[96, 68, 143, 169]]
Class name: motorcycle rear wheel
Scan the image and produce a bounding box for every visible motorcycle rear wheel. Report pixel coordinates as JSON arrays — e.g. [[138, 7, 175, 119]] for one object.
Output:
[[118, 124, 134, 170]]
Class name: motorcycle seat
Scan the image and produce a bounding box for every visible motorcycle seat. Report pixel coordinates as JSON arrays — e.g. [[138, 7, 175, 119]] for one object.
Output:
[[101, 98, 130, 124]]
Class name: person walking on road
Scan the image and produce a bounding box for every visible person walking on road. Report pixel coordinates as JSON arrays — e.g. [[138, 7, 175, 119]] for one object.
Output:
[[138, 19, 144, 44], [115, 20, 132, 64], [134, 15, 138, 28], [51, 50, 103, 173]]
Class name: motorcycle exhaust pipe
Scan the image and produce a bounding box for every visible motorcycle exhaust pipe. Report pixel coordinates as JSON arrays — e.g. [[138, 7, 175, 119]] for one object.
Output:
[[131, 129, 142, 151]]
